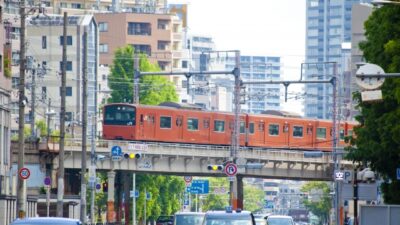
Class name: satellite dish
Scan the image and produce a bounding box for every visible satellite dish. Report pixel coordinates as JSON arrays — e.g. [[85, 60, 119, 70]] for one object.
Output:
[[356, 63, 385, 90]]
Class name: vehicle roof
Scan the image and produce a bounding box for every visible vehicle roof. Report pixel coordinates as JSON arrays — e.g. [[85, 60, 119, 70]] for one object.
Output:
[[11, 217, 80, 224], [205, 210, 253, 217], [266, 215, 293, 219], [175, 212, 205, 215]]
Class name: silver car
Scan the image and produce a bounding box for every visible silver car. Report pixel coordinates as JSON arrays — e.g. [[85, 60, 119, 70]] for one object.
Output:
[[266, 215, 294, 225], [174, 212, 205, 225], [11, 217, 81, 225]]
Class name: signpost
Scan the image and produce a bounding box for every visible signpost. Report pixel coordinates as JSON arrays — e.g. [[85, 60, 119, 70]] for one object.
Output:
[[19, 168, 30, 180], [184, 176, 192, 184], [111, 145, 123, 161], [224, 163, 238, 176], [186, 180, 209, 194], [44, 176, 51, 217]]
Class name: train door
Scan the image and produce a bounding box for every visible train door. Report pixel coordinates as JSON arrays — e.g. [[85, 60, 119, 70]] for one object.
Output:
[[176, 115, 184, 140], [257, 121, 265, 144], [203, 117, 211, 142], [142, 113, 156, 140]]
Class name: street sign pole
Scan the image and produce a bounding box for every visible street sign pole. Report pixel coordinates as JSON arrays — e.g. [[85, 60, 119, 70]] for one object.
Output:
[[133, 173, 136, 225]]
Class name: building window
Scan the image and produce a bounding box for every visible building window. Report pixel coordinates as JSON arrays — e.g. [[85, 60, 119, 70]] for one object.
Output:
[[60, 61, 72, 71], [157, 19, 169, 30], [60, 2, 67, 8], [60, 86, 72, 96], [65, 112, 73, 121], [98, 22, 108, 32], [128, 22, 151, 35], [12, 51, 19, 65], [160, 116, 171, 129], [316, 127, 326, 139], [99, 44, 108, 53], [71, 3, 81, 8], [41, 87, 47, 100], [59, 36, 73, 45], [182, 60, 188, 68], [12, 77, 19, 89], [187, 118, 198, 131], [293, 126, 303, 137], [102, 74, 107, 80], [269, 124, 279, 136], [42, 36, 47, 49], [158, 41, 169, 50], [214, 120, 225, 132], [132, 44, 151, 56]]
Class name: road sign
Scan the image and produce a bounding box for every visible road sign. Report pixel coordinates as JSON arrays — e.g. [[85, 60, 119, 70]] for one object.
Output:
[[19, 168, 30, 180], [397, 168, 400, 180], [335, 170, 344, 181], [128, 143, 148, 151], [44, 176, 51, 186], [356, 63, 385, 90], [184, 176, 192, 183], [111, 145, 122, 156], [130, 190, 139, 198], [224, 163, 238, 176], [96, 183, 101, 190], [146, 192, 151, 200], [188, 180, 209, 194]]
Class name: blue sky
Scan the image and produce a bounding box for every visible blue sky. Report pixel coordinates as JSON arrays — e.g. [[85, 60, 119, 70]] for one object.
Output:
[[169, 0, 306, 114]]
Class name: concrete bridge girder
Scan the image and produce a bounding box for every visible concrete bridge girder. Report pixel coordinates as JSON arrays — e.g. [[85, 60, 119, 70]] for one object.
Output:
[[61, 140, 351, 180]]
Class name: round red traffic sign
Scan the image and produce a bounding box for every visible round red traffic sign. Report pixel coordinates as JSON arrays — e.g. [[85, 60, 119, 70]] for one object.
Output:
[[224, 163, 238, 176], [19, 168, 31, 180], [183, 176, 192, 183]]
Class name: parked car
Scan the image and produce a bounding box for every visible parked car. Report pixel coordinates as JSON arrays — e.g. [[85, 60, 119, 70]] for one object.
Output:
[[157, 215, 174, 225], [265, 215, 294, 225], [174, 212, 205, 225], [11, 217, 81, 225]]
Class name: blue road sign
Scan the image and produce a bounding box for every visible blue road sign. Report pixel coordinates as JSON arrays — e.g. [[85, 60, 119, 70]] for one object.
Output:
[[111, 145, 122, 156], [146, 192, 151, 200], [397, 168, 400, 180], [188, 180, 209, 194], [130, 190, 140, 198]]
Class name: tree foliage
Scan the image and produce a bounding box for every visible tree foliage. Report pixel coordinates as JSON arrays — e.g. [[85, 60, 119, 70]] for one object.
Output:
[[300, 182, 331, 224], [346, 5, 400, 203], [243, 183, 265, 212], [108, 45, 178, 104]]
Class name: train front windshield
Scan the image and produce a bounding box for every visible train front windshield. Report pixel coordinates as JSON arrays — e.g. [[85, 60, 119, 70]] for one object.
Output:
[[104, 105, 136, 126]]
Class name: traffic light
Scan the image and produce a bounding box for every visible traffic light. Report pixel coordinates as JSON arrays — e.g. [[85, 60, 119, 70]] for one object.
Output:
[[123, 152, 142, 159], [207, 164, 223, 171]]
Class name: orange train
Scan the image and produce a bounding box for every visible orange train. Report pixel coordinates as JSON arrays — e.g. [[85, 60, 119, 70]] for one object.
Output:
[[102, 103, 356, 151]]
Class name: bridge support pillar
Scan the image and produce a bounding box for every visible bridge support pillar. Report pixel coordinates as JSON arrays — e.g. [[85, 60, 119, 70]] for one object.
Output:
[[232, 175, 243, 210], [107, 170, 116, 223]]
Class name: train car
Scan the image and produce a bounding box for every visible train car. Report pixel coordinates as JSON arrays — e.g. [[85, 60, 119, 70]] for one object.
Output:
[[102, 103, 356, 151]]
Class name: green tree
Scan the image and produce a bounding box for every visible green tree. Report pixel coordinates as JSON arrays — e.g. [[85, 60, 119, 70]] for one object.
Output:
[[346, 5, 400, 203], [201, 177, 229, 211], [108, 45, 178, 104], [300, 182, 331, 224], [243, 183, 264, 212]]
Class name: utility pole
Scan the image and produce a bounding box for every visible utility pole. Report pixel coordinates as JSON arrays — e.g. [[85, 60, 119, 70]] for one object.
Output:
[[17, 0, 27, 218], [57, 11, 67, 217], [46, 98, 51, 141], [29, 59, 36, 139], [132, 54, 139, 225], [90, 115, 96, 224], [80, 27, 88, 224]]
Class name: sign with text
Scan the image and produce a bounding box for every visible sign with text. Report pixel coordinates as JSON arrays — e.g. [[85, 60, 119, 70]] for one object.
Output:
[[187, 180, 209, 194]]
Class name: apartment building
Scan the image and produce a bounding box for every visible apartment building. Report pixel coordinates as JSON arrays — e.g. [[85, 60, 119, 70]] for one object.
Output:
[[304, 0, 371, 120], [26, 15, 98, 136]]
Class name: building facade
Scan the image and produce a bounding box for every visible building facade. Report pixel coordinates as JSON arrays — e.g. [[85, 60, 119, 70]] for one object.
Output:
[[26, 15, 98, 136], [304, 0, 371, 119], [0, 5, 12, 194]]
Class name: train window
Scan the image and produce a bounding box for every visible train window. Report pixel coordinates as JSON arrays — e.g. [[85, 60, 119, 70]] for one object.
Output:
[[249, 123, 255, 134], [293, 126, 303, 137], [340, 129, 345, 140], [160, 116, 172, 129], [214, 120, 225, 132], [187, 118, 199, 131], [258, 122, 265, 131], [203, 119, 210, 128], [240, 121, 245, 134], [269, 124, 279, 136], [316, 127, 326, 139], [104, 105, 135, 126]]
